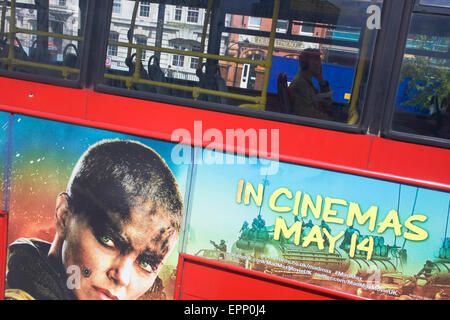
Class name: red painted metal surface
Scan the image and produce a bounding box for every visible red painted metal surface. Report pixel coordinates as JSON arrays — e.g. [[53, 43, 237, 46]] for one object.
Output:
[[176, 254, 362, 300], [0, 77, 88, 119], [179, 293, 203, 300], [174, 254, 186, 300], [85, 91, 373, 172], [367, 137, 450, 191]]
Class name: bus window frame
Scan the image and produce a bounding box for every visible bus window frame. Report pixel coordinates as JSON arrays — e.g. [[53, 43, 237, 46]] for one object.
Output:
[[381, 0, 450, 149], [359, 0, 406, 137], [0, 0, 95, 89], [93, 0, 390, 136]]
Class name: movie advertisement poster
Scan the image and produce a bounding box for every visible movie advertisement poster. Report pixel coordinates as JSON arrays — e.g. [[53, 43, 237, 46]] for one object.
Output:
[[1, 112, 12, 281], [0, 111, 11, 211], [2, 114, 192, 300], [183, 149, 450, 300]]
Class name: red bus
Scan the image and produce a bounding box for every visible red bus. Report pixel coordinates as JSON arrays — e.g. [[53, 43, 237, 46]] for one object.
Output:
[[0, 0, 449, 301]]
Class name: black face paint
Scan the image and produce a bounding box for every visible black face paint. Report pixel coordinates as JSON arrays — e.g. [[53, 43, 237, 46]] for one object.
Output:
[[82, 266, 91, 278]]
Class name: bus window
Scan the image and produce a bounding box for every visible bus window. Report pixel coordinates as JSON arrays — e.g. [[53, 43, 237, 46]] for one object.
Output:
[[0, 0, 89, 81], [391, 13, 450, 140], [102, 0, 382, 126], [419, 0, 450, 8]]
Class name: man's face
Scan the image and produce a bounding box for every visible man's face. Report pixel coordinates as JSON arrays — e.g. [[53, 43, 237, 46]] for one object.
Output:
[[61, 204, 178, 300], [308, 55, 323, 78]]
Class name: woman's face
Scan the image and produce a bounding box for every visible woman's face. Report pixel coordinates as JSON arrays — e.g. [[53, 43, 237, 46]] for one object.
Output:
[[61, 205, 178, 300]]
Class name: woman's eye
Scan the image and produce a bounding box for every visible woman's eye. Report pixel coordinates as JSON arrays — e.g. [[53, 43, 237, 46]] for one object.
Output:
[[138, 260, 153, 273], [100, 235, 115, 248]]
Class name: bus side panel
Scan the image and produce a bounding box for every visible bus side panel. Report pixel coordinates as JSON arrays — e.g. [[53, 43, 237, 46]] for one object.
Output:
[[368, 137, 450, 189], [85, 91, 374, 171], [177, 254, 358, 300], [179, 293, 203, 300], [0, 213, 7, 300], [0, 77, 88, 120]]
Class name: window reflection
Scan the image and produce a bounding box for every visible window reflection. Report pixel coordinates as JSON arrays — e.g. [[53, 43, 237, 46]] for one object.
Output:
[[393, 13, 450, 140], [103, 0, 382, 126], [0, 0, 88, 80]]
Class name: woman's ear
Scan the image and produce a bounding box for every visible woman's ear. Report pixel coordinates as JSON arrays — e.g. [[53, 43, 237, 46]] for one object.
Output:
[[55, 192, 71, 237]]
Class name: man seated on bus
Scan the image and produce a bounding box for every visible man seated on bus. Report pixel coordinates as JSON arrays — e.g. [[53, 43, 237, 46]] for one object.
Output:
[[5, 139, 183, 300], [288, 48, 333, 120]]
